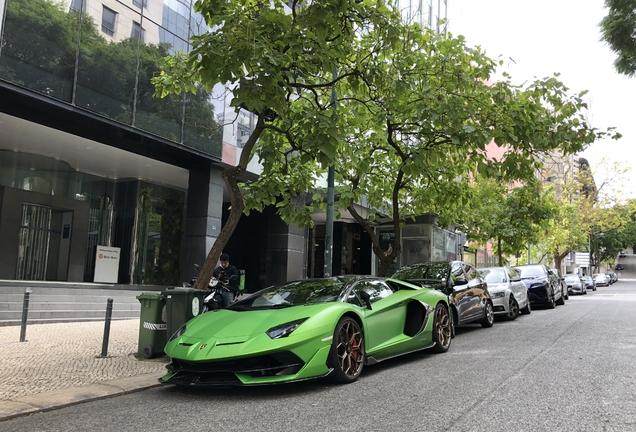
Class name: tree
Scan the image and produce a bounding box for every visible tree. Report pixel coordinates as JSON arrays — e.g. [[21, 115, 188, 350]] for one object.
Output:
[[244, 24, 614, 276], [463, 176, 558, 267], [600, 0, 636, 77], [153, 0, 402, 287]]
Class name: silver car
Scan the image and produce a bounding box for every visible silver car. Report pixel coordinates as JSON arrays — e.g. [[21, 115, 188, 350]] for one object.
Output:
[[478, 266, 531, 320], [594, 273, 610, 287], [564, 273, 587, 295]]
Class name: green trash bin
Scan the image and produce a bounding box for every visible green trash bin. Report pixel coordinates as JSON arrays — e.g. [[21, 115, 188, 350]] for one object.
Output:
[[238, 269, 246, 294], [163, 287, 208, 342], [136, 292, 167, 359]]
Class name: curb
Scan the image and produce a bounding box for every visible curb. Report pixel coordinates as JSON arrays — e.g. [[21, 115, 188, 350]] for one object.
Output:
[[0, 373, 161, 422]]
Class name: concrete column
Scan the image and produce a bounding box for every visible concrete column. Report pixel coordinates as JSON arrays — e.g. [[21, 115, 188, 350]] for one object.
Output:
[[265, 207, 307, 285], [179, 163, 223, 284]]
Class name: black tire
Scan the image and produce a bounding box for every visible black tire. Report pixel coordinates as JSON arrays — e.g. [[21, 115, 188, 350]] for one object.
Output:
[[431, 304, 452, 353], [450, 307, 457, 339], [563, 288, 569, 300], [546, 295, 556, 309], [506, 297, 519, 320], [583, 289, 588, 295], [556, 292, 565, 306], [481, 302, 494, 328], [520, 299, 531, 315], [328, 317, 365, 383]]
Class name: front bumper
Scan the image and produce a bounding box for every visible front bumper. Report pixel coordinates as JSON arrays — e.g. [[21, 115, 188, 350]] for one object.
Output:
[[160, 345, 333, 386], [568, 285, 585, 294], [528, 286, 552, 306], [490, 294, 508, 315]]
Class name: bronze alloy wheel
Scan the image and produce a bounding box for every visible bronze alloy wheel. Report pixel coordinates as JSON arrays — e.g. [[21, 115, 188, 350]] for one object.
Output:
[[432, 304, 452, 352], [333, 319, 365, 381]]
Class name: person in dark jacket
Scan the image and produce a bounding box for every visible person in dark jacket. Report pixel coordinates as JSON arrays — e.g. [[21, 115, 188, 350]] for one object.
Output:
[[212, 253, 240, 308]]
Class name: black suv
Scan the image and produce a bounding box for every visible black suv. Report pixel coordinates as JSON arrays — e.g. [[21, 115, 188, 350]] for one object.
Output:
[[513, 264, 564, 309], [391, 261, 494, 335]]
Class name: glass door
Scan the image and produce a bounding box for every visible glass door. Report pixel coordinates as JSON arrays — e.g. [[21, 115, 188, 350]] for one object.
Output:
[[16, 204, 54, 280]]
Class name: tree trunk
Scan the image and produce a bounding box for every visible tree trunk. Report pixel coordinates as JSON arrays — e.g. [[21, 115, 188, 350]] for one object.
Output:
[[194, 117, 266, 289], [497, 237, 503, 267]]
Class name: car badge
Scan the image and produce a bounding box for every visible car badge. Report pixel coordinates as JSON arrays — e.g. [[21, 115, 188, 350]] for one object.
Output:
[[199, 344, 207, 350]]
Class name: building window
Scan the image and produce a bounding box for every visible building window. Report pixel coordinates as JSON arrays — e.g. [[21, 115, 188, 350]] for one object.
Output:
[[101, 6, 117, 37], [132, 0, 148, 8], [131, 21, 145, 42], [69, 0, 86, 13]]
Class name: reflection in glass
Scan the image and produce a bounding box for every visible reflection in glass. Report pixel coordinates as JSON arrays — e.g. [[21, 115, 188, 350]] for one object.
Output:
[[182, 85, 223, 156], [75, 9, 138, 124], [0, 0, 78, 102], [131, 184, 185, 285]]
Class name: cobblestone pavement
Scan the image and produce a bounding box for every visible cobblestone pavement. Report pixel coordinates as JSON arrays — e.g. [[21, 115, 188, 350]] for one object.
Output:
[[0, 319, 166, 401]]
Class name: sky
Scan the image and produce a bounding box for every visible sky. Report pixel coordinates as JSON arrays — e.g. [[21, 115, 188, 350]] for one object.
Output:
[[450, 0, 636, 200]]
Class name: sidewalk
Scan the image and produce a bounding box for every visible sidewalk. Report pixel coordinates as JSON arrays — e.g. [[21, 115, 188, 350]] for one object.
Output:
[[0, 319, 167, 422]]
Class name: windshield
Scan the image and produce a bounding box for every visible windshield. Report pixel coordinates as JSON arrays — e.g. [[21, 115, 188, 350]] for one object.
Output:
[[392, 263, 449, 281], [478, 268, 507, 284], [515, 265, 546, 278], [229, 278, 347, 310], [564, 275, 580, 282]]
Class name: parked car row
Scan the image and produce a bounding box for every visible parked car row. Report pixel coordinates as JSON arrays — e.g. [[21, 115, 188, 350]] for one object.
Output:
[[160, 260, 603, 387]]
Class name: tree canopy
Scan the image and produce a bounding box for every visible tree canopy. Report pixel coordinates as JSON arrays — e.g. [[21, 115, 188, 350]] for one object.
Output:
[[155, 0, 619, 280], [600, 0, 636, 77]]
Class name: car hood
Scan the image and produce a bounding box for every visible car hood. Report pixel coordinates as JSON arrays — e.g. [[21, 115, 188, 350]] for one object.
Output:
[[178, 303, 338, 340], [486, 283, 507, 292], [520, 276, 548, 288]]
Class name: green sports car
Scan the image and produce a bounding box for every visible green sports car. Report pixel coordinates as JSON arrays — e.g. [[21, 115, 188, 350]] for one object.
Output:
[[160, 275, 452, 386]]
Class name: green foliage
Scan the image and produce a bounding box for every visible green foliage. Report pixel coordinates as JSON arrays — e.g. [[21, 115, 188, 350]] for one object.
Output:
[[464, 176, 557, 265], [600, 0, 636, 77]]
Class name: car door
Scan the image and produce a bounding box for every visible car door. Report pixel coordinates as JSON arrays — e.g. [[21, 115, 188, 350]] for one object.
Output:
[[450, 263, 473, 324], [508, 267, 526, 305], [463, 263, 486, 320], [352, 279, 406, 355]]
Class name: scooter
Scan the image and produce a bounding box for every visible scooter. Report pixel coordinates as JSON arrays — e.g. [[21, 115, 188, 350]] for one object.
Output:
[[185, 264, 237, 312]]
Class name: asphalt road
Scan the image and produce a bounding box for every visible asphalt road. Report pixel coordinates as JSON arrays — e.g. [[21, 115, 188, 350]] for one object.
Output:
[[3, 279, 636, 432]]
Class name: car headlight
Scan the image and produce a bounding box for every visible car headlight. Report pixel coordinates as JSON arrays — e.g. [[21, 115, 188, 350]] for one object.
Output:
[[266, 318, 308, 339], [169, 324, 187, 341], [490, 292, 505, 299]]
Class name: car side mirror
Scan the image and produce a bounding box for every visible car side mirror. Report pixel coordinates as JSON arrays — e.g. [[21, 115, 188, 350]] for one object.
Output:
[[511, 276, 521, 282], [453, 278, 468, 287], [359, 291, 372, 310]]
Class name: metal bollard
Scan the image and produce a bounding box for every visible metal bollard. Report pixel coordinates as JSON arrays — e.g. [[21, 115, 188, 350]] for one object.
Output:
[[19, 289, 32, 342], [99, 298, 114, 357]]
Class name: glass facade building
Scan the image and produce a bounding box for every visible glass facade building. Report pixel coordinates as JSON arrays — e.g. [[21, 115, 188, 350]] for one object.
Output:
[[0, 0, 222, 156], [0, 0, 218, 285]]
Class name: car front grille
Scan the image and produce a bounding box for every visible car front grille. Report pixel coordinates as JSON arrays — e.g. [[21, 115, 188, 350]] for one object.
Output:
[[168, 351, 306, 380]]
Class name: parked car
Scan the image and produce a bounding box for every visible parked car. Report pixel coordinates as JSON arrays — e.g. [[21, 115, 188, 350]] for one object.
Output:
[[564, 273, 587, 295], [619, 251, 627, 258], [581, 275, 596, 291], [161, 276, 453, 386], [549, 268, 569, 301], [512, 264, 564, 309], [478, 266, 531, 319], [615, 264, 624, 271], [391, 261, 494, 334], [594, 273, 610, 287], [608, 272, 618, 284]]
